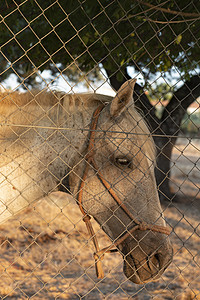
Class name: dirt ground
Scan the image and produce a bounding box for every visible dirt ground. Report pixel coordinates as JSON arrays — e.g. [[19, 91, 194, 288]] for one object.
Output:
[[0, 138, 200, 300]]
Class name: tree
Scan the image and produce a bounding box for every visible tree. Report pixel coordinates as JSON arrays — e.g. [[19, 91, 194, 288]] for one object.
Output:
[[0, 0, 200, 200], [147, 82, 173, 103]]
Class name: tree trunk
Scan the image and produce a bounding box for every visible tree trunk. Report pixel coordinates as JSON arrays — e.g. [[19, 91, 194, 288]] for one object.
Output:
[[155, 74, 200, 201], [105, 68, 200, 202]]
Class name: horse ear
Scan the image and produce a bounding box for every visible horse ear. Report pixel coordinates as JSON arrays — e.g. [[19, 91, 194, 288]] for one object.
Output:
[[110, 79, 136, 117]]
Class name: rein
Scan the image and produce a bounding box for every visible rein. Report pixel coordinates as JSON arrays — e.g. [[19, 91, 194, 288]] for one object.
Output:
[[77, 104, 171, 279]]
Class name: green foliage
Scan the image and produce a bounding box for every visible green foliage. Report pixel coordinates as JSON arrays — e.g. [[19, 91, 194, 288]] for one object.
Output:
[[0, 0, 199, 86], [147, 82, 174, 102]]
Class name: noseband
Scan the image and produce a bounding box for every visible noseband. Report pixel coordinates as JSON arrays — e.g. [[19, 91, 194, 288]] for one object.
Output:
[[77, 104, 171, 279]]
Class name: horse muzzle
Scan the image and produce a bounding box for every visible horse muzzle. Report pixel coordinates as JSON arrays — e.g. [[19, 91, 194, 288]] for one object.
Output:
[[122, 235, 173, 284]]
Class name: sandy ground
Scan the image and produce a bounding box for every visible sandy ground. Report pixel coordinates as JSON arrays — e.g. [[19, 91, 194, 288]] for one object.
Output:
[[0, 138, 200, 300]]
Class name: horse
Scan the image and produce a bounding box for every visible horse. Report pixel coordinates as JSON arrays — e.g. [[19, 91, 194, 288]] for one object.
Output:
[[0, 79, 173, 284]]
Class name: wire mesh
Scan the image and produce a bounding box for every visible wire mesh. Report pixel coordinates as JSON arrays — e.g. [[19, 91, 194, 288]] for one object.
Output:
[[0, 0, 200, 299]]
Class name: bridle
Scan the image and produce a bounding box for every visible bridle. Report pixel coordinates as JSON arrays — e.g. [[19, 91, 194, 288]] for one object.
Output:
[[77, 104, 171, 279]]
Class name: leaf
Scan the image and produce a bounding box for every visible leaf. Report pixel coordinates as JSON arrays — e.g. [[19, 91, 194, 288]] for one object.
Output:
[[82, 36, 89, 44], [116, 72, 124, 82], [175, 34, 182, 45], [120, 59, 125, 66]]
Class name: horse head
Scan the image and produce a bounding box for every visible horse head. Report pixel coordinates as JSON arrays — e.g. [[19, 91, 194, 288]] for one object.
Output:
[[69, 79, 173, 284]]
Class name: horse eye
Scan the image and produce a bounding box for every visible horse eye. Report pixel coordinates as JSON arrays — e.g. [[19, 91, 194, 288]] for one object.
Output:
[[115, 157, 132, 168]]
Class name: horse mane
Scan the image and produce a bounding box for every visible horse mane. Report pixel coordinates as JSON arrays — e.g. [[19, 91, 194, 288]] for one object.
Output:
[[0, 88, 155, 162], [0, 89, 112, 117]]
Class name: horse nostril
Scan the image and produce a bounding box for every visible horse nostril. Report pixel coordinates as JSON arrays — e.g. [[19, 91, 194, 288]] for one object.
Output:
[[146, 253, 161, 272], [154, 253, 161, 269]]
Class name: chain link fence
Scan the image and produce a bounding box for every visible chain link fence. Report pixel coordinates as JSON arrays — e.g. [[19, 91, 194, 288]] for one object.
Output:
[[0, 1, 200, 299]]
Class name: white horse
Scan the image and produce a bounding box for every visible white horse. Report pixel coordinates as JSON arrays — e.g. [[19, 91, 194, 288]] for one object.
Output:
[[0, 79, 172, 284]]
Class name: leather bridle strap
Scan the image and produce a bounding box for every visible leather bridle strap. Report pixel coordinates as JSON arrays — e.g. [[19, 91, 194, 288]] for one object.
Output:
[[77, 104, 171, 279]]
